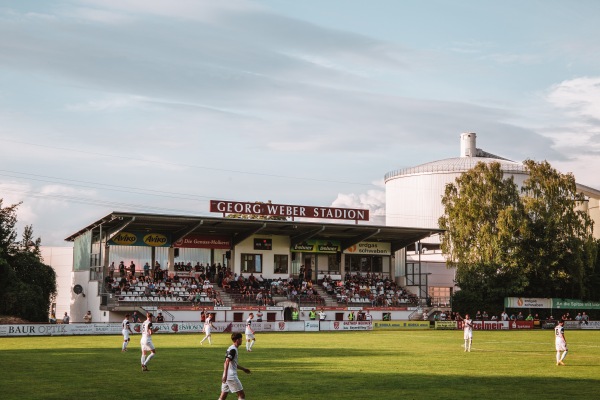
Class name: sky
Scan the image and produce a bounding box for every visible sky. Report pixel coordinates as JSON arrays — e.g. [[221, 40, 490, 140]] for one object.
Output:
[[2, 0, 600, 246]]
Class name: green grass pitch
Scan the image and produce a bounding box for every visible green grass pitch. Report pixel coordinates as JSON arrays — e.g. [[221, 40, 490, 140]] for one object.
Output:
[[1, 330, 599, 399]]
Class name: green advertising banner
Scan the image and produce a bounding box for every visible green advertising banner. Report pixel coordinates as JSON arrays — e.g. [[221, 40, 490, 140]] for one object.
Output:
[[291, 239, 340, 253], [553, 299, 600, 310]]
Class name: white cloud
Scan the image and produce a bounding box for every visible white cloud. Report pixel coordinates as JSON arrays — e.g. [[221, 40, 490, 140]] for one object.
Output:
[[330, 180, 386, 225]]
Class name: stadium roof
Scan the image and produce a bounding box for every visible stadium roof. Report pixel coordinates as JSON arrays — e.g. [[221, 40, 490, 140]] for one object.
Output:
[[65, 211, 443, 253]]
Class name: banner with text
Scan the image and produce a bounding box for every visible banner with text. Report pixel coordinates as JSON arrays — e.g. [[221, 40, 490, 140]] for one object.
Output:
[[504, 297, 552, 309], [108, 231, 171, 247], [344, 242, 391, 256], [210, 200, 369, 221]]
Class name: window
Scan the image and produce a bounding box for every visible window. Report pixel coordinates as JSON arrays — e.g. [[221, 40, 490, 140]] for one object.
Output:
[[274, 254, 288, 274], [429, 287, 452, 307], [241, 254, 262, 273], [326, 254, 340, 272], [344, 255, 388, 275]]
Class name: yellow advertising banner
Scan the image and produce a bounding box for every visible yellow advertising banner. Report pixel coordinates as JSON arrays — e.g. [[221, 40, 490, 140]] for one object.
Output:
[[434, 321, 457, 330], [373, 320, 430, 330]]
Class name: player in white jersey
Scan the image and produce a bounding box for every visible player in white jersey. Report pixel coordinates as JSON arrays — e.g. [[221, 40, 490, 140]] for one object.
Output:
[[463, 314, 473, 352], [219, 333, 251, 400], [245, 313, 255, 352], [140, 312, 156, 371], [121, 314, 133, 352], [201, 314, 216, 345], [555, 320, 568, 366]]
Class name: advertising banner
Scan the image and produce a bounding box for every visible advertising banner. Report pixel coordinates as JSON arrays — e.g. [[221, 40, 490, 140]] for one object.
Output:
[[108, 231, 171, 247], [456, 320, 509, 330], [434, 321, 457, 330], [553, 299, 600, 310], [328, 321, 373, 331], [344, 242, 391, 256], [305, 321, 320, 332], [508, 321, 534, 330], [174, 235, 230, 249], [504, 297, 552, 309], [291, 239, 341, 253], [373, 321, 430, 330]]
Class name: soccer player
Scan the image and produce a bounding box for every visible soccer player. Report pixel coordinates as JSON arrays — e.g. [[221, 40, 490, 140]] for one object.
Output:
[[463, 313, 473, 352], [245, 313, 255, 352], [140, 312, 156, 371], [555, 320, 568, 366], [201, 313, 216, 345], [219, 333, 251, 400], [121, 313, 133, 352]]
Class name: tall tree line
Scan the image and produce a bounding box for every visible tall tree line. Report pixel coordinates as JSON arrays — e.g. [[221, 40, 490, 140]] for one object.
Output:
[[0, 199, 57, 322], [439, 160, 600, 315]]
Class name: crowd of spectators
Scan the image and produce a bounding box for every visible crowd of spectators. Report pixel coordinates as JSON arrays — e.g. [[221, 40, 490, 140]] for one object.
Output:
[[105, 260, 228, 307], [320, 272, 418, 307]]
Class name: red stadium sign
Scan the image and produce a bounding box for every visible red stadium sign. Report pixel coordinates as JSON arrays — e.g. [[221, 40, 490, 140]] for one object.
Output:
[[210, 200, 369, 221]]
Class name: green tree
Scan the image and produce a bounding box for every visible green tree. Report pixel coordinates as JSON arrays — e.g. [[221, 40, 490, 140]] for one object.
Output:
[[439, 160, 598, 313], [0, 199, 57, 321], [519, 160, 596, 299], [439, 162, 527, 313]]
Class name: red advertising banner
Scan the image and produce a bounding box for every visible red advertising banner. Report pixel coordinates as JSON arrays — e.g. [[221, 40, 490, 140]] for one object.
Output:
[[174, 235, 231, 249], [457, 321, 509, 330], [508, 320, 534, 330], [210, 200, 369, 221]]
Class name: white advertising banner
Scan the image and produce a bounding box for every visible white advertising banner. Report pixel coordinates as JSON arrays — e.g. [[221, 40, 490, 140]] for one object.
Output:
[[504, 297, 552, 308], [305, 321, 320, 332], [326, 321, 373, 331]]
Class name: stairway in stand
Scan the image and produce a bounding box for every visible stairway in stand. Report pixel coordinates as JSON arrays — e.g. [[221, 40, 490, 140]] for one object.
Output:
[[313, 285, 338, 307], [213, 286, 235, 306]]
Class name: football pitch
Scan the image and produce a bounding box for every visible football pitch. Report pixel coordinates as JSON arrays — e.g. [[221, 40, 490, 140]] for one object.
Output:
[[1, 330, 599, 399]]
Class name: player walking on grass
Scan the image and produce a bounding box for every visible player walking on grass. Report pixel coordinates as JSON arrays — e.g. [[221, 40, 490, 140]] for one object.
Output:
[[140, 312, 156, 371], [555, 320, 568, 366], [121, 314, 133, 352], [245, 313, 255, 352], [201, 313, 216, 345], [463, 314, 473, 352], [219, 333, 251, 400]]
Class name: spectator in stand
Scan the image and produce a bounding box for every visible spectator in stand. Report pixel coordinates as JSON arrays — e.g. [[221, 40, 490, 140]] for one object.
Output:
[[143, 262, 150, 277], [526, 313, 534, 321], [482, 311, 489, 320], [156, 312, 165, 323], [119, 261, 126, 277], [318, 308, 326, 321], [62, 312, 70, 324], [501, 311, 509, 321], [109, 261, 115, 278], [256, 308, 263, 322], [517, 312, 524, 320], [129, 261, 136, 277], [581, 312, 590, 325], [132, 311, 141, 323], [475, 310, 482, 321], [83, 311, 92, 324]]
